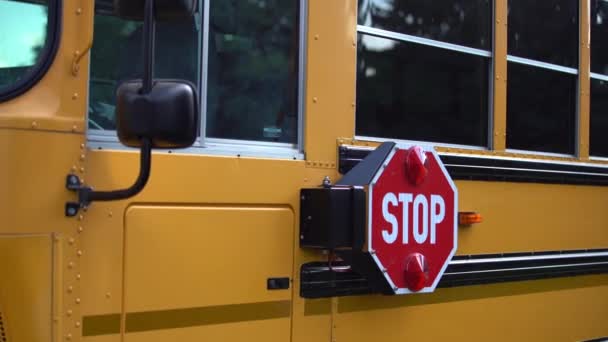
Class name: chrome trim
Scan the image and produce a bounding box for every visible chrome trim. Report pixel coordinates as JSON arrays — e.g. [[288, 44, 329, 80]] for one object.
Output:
[[297, 0, 308, 154], [504, 148, 574, 158], [340, 144, 608, 169], [357, 25, 492, 58], [450, 251, 608, 265], [87, 141, 303, 160], [507, 55, 579, 75], [199, 0, 210, 140], [590, 72, 608, 82], [447, 262, 608, 276], [443, 163, 608, 177]]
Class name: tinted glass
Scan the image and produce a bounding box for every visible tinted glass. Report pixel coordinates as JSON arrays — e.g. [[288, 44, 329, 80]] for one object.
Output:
[[591, 0, 608, 75], [206, 0, 299, 143], [590, 78, 608, 156], [0, 0, 48, 91], [508, 0, 578, 67], [506, 63, 576, 154], [358, 0, 491, 50], [356, 34, 489, 146], [89, 6, 199, 130]]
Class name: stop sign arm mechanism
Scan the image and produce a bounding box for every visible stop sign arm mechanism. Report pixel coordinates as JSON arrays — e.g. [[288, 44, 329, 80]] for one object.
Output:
[[300, 142, 399, 295]]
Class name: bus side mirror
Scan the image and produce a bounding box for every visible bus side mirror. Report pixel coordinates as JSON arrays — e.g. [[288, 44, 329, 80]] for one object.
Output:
[[116, 80, 198, 149], [64, 0, 199, 217], [114, 0, 197, 21]]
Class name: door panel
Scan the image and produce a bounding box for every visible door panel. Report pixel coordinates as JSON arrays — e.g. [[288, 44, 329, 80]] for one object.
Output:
[[123, 205, 294, 340]]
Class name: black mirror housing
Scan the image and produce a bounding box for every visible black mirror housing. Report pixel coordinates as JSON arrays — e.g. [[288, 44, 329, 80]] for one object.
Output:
[[116, 80, 198, 149], [114, 0, 197, 21]]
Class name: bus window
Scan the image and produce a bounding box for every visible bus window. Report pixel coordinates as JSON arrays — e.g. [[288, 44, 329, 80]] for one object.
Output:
[[590, 0, 608, 157], [88, 0, 300, 145], [356, 0, 492, 147], [206, 1, 300, 143], [0, 0, 48, 93], [506, 0, 578, 155]]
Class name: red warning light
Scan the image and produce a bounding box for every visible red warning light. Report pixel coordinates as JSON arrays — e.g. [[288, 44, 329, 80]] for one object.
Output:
[[404, 253, 429, 292], [405, 146, 428, 186]]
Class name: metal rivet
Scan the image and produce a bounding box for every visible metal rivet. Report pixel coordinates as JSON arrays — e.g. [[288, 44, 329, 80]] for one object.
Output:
[[68, 262, 74, 269], [77, 226, 84, 233], [108, 211, 113, 218], [80, 154, 85, 161], [76, 8, 82, 15], [314, 34, 319, 40], [75, 298, 81, 304], [79, 167, 85, 173], [77, 250, 83, 257], [78, 215, 84, 221], [313, 97, 318, 103], [72, 93, 78, 100], [67, 286, 73, 293], [68, 238, 75, 245], [76, 274, 81, 280], [31, 121, 38, 128], [75, 322, 81, 328], [66, 310, 73, 317], [105, 292, 111, 299], [66, 334, 72, 341]]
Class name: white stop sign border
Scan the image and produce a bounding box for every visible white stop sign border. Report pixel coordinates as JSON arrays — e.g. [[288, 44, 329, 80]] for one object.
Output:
[[368, 144, 458, 295]]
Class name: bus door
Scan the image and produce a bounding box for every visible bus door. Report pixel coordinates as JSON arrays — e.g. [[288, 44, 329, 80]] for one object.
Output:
[[79, 1, 307, 341]]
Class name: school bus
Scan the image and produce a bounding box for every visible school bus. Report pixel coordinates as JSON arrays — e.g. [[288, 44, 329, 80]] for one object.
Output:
[[1, 0, 608, 341]]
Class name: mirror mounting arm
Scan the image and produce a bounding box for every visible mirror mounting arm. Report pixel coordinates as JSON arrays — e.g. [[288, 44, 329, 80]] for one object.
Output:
[[64, 0, 159, 217], [65, 138, 152, 217]]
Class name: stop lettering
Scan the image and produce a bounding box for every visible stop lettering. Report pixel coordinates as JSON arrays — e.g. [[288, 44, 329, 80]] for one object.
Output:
[[369, 146, 457, 295], [381, 192, 445, 245]]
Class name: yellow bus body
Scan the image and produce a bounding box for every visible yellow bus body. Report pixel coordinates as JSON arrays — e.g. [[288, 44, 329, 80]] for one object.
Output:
[[0, 1, 607, 341]]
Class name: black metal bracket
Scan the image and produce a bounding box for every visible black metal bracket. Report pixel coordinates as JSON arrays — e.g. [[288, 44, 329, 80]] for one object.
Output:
[[65, 139, 152, 217]]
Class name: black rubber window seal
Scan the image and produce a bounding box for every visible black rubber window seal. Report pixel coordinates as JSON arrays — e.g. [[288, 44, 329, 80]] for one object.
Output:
[[0, 0, 63, 102]]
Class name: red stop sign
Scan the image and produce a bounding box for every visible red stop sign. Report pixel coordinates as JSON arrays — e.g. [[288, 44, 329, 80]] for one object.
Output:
[[369, 145, 457, 294]]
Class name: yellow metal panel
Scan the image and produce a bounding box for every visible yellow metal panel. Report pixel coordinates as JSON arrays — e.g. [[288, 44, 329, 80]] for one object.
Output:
[[0, 130, 84, 234], [457, 180, 608, 254], [0, 235, 53, 342], [334, 275, 608, 341], [579, 0, 591, 160], [304, 0, 357, 163], [124, 205, 294, 311], [493, 0, 508, 151], [80, 201, 125, 317], [124, 318, 290, 342], [83, 336, 121, 342]]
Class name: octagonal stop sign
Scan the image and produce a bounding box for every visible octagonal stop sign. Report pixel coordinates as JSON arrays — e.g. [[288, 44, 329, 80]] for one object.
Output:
[[369, 145, 457, 294]]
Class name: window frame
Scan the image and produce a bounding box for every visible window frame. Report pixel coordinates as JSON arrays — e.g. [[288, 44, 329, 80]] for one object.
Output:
[[87, 0, 307, 160], [354, 2, 496, 151], [0, 0, 62, 102]]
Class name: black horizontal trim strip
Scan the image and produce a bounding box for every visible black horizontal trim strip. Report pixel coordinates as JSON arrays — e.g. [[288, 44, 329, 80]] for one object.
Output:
[[339, 145, 608, 186], [300, 249, 608, 298]]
